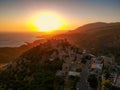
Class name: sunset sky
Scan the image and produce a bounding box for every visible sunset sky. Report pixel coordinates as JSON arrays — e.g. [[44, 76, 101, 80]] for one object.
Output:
[[0, 0, 120, 32]]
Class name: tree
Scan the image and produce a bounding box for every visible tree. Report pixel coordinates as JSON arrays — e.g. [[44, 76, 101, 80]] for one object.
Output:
[[103, 69, 110, 79], [88, 74, 98, 89], [102, 80, 112, 89], [76, 68, 82, 72]]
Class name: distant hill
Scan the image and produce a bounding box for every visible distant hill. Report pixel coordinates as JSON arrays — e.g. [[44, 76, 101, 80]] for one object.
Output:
[[54, 22, 120, 63], [74, 22, 120, 32]]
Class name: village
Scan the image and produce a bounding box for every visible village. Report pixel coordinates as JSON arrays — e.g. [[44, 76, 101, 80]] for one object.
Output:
[[45, 39, 120, 90]]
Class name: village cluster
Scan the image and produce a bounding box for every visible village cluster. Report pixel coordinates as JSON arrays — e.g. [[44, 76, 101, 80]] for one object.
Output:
[[46, 39, 120, 90]]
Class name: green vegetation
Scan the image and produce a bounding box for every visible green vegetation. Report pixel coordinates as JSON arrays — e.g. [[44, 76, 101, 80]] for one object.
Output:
[[0, 41, 65, 90], [76, 68, 82, 72], [0, 39, 44, 64], [103, 69, 110, 79], [88, 74, 98, 89], [110, 86, 120, 90], [0, 44, 33, 64], [102, 79, 120, 90], [54, 77, 65, 90], [68, 76, 80, 90], [102, 80, 112, 89], [0, 58, 63, 90], [0, 64, 55, 90]]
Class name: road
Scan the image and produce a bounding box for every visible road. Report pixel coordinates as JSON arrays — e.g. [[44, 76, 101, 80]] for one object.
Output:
[[76, 61, 89, 90]]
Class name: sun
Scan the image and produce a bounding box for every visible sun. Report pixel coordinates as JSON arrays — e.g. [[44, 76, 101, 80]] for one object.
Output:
[[33, 12, 63, 32]]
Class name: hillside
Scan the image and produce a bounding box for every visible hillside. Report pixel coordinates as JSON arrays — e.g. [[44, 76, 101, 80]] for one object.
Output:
[[54, 22, 120, 63], [0, 39, 82, 90], [0, 39, 46, 64]]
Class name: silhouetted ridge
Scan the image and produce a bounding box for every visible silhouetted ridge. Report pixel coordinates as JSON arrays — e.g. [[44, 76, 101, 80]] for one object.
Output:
[[73, 22, 120, 32]]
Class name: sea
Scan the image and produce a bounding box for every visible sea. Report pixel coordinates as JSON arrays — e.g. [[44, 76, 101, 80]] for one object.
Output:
[[0, 32, 41, 47]]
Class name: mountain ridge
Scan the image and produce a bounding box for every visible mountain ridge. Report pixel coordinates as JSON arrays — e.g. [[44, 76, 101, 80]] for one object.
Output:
[[74, 22, 120, 31]]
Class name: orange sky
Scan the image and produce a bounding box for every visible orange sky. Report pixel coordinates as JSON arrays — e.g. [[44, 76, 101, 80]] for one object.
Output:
[[0, 0, 120, 32]]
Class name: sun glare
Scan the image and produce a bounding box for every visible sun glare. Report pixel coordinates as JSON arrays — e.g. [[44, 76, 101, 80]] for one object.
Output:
[[31, 12, 65, 33]]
